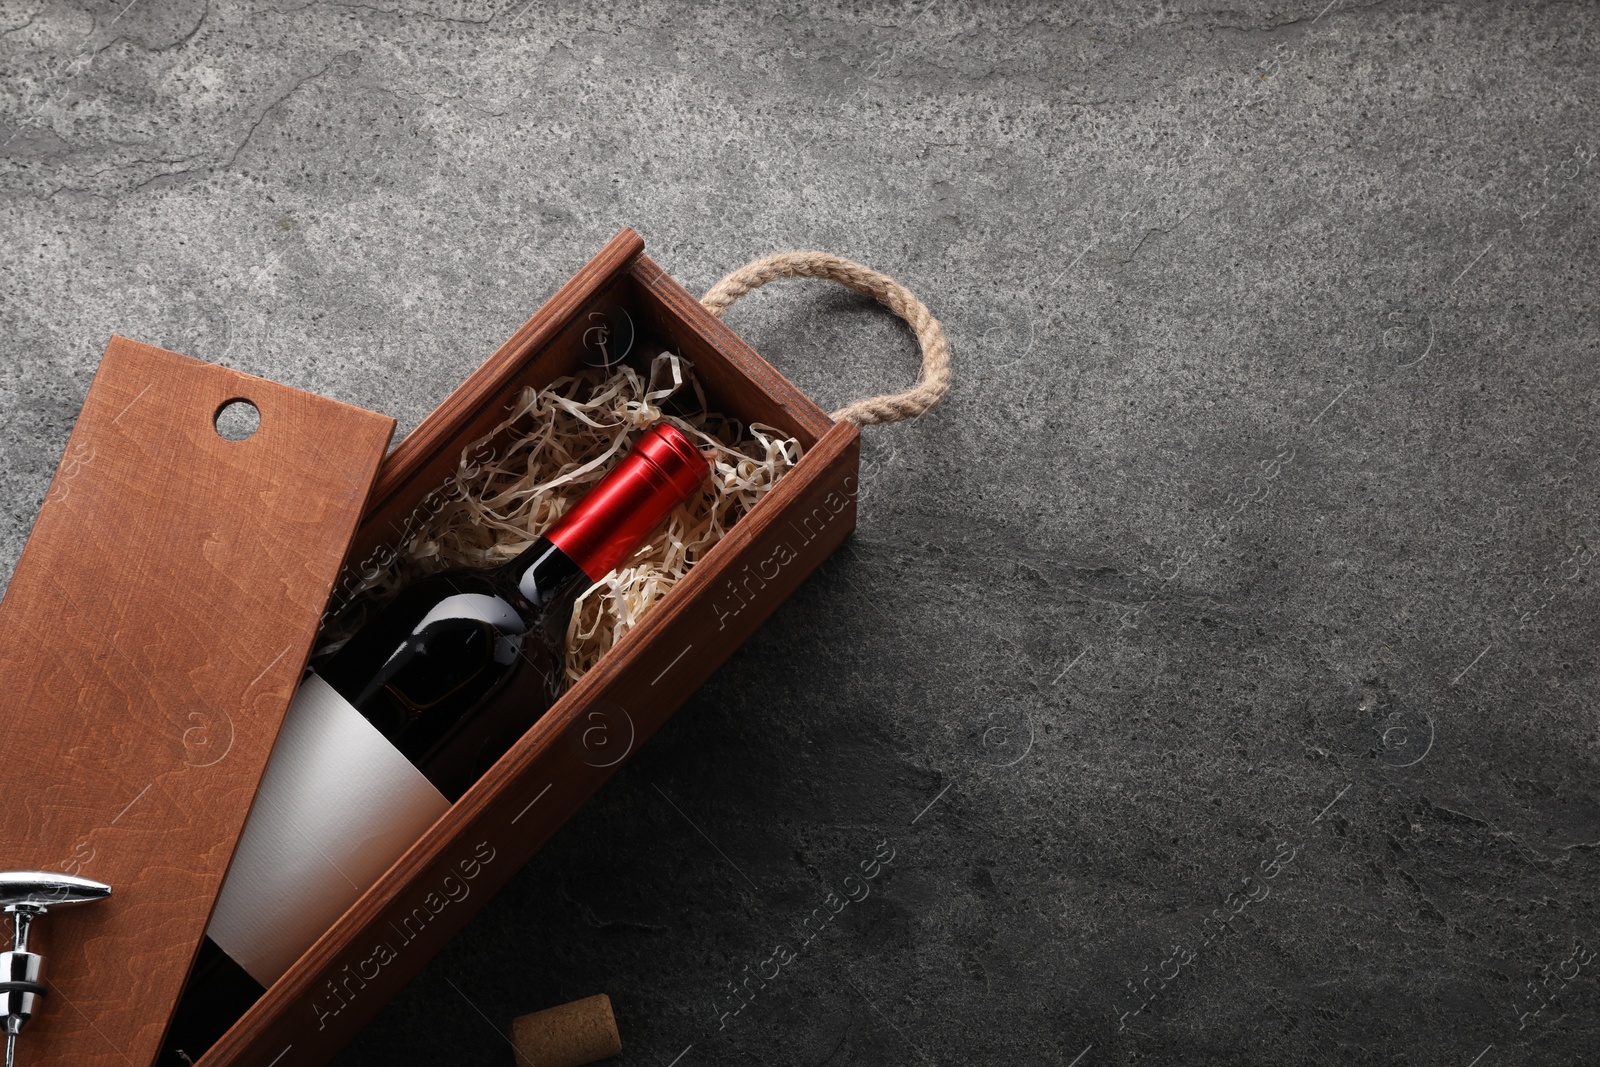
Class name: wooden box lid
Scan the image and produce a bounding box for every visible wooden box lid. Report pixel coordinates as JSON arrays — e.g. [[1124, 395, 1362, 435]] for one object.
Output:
[[0, 337, 395, 1067]]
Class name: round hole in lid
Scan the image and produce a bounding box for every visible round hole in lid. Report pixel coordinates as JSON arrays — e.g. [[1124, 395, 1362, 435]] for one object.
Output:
[[215, 398, 261, 442]]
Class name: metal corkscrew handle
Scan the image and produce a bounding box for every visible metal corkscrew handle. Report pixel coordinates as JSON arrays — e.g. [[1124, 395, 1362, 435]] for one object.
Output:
[[0, 872, 112, 1067]]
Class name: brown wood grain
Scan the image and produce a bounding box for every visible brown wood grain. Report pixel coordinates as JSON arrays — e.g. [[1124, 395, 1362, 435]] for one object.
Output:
[[0, 337, 395, 1067], [628, 253, 837, 447], [198, 237, 859, 1067]]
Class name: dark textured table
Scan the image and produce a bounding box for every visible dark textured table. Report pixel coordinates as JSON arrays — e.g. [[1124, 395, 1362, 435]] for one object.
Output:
[[3, 2, 1597, 1064]]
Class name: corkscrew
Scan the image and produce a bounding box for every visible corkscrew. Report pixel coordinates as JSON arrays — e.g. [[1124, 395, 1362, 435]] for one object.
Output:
[[0, 872, 112, 1067]]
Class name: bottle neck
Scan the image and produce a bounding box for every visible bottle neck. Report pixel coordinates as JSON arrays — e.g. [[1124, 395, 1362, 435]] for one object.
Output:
[[508, 538, 586, 609], [534, 424, 710, 584]]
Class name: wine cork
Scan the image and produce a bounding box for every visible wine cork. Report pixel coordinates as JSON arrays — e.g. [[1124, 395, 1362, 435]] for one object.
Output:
[[511, 993, 622, 1067]]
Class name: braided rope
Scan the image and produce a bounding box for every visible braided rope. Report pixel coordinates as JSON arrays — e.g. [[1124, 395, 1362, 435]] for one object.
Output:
[[700, 251, 952, 427]]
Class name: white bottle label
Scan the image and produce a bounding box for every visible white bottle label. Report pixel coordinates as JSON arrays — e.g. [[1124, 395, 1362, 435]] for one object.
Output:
[[206, 672, 451, 987]]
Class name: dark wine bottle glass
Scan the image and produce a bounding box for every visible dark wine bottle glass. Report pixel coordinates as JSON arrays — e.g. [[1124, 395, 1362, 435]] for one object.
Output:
[[157, 423, 709, 1065]]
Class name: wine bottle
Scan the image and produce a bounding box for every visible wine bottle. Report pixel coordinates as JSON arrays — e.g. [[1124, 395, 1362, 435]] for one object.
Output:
[[316, 421, 708, 800], [158, 423, 709, 1065]]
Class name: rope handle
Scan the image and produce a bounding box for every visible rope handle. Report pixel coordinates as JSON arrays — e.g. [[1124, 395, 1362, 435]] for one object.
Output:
[[700, 251, 952, 427]]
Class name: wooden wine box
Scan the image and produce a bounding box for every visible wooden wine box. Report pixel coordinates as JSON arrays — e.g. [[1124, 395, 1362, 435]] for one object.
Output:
[[0, 229, 860, 1067]]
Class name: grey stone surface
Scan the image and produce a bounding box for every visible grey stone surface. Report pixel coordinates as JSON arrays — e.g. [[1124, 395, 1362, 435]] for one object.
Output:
[[3, 0, 1599, 1064]]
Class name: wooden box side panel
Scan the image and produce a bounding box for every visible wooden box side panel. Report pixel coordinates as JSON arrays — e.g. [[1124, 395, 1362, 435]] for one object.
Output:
[[627, 255, 835, 448], [202, 420, 859, 1067], [0, 338, 395, 1067]]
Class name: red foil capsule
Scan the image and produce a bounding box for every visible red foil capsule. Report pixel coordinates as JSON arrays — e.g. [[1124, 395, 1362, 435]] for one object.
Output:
[[545, 423, 712, 582]]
